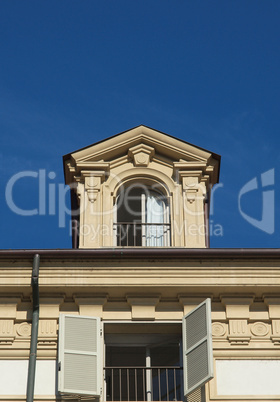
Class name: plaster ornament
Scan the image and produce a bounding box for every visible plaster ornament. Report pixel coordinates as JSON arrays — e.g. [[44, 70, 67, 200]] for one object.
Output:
[[212, 322, 226, 337], [251, 322, 269, 337], [17, 322, 31, 337]]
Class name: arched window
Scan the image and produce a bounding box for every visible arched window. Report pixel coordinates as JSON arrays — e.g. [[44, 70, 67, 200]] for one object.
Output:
[[114, 185, 170, 247]]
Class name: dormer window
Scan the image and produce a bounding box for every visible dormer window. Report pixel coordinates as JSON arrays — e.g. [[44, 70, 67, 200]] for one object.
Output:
[[114, 185, 170, 247], [64, 125, 220, 248]]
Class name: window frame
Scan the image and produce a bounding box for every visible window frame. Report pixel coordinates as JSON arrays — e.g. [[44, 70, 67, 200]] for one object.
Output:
[[58, 299, 213, 400], [113, 184, 171, 247]]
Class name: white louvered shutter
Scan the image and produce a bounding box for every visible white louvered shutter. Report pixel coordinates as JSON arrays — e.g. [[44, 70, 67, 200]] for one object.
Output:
[[58, 315, 102, 396], [182, 298, 213, 396]]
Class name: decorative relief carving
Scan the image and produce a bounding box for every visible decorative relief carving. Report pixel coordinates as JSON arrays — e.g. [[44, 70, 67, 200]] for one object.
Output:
[[185, 191, 197, 204], [228, 319, 251, 345], [180, 174, 204, 205], [271, 320, 280, 344], [135, 152, 149, 166], [0, 320, 14, 344], [16, 322, 31, 337], [251, 322, 269, 337], [39, 319, 56, 336], [87, 189, 99, 203], [272, 320, 280, 334], [82, 171, 106, 203], [38, 319, 57, 347], [0, 320, 13, 335], [212, 322, 226, 337], [230, 319, 246, 334], [128, 144, 155, 167]]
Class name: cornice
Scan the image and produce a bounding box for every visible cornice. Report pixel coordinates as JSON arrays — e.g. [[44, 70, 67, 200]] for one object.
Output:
[[0, 248, 280, 261]]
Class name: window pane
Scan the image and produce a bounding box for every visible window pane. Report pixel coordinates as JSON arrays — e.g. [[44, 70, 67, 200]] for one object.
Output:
[[115, 186, 170, 247]]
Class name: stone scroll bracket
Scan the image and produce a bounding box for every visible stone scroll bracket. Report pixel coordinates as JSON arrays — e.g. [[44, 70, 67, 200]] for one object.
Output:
[[74, 294, 108, 317], [126, 295, 160, 320], [81, 170, 108, 203], [179, 295, 212, 315], [181, 173, 204, 204]]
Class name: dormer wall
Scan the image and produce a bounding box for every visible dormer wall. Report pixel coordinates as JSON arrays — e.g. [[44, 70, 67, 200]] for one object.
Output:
[[64, 126, 220, 248]]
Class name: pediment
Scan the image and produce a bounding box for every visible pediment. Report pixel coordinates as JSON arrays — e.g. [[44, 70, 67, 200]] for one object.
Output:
[[63, 125, 220, 184]]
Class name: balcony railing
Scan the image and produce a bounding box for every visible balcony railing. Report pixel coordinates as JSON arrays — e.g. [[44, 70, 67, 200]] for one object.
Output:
[[104, 366, 183, 401], [114, 223, 171, 247]]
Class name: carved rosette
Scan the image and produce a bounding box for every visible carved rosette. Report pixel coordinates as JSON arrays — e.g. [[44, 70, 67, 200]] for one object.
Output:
[[250, 322, 270, 338], [212, 322, 227, 338], [16, 322, 31, 337]]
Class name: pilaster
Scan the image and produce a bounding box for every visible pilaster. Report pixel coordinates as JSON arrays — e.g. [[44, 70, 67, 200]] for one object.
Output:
[[80, 169, 108, 247], [173, 162, 209, 248]]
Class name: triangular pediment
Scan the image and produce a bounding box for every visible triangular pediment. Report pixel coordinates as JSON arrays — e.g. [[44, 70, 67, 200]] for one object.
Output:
[[64, 125, 220, 184], [64, 125, 221, 249]]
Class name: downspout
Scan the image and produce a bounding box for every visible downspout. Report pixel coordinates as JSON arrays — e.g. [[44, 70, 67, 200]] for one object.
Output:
[[26, 254, 40, 402]]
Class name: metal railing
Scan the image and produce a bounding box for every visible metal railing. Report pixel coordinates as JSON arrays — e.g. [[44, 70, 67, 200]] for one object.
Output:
[[104, 366, 183, 401], [114, 223, 171, 247]]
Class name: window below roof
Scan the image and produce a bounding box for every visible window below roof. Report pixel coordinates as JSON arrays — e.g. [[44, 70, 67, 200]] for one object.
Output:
[[58, 300, 213, 400], [105, 337, 182, 401]]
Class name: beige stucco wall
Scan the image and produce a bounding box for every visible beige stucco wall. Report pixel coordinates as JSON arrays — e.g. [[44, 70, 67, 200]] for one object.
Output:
[[0, 254, 280, 384]]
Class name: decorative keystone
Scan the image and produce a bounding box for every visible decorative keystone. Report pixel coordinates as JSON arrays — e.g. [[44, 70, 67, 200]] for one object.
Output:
[[128, 144, 155, 167]]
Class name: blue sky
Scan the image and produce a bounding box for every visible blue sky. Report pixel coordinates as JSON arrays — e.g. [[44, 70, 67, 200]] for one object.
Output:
[[1, 0, 279, 249]]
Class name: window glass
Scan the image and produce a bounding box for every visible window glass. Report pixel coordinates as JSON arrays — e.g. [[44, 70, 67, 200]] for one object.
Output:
[[115, 185, 170, 246]]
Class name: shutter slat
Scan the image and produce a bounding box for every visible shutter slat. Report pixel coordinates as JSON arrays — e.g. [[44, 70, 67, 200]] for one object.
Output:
[[64, 353, 97, 392], [182, 299, 213, 396], [185, 303, 207, 349], [58, 315, 101, 397], [186, 341, 208, 389], [65, 316, 97, 352]]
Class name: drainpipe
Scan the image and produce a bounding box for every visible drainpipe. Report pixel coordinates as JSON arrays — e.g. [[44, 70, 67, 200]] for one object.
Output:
[[26, 254, 40, 402]]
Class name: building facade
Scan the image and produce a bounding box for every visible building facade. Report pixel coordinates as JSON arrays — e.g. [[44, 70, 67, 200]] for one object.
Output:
[[1, 126, 280, 401]]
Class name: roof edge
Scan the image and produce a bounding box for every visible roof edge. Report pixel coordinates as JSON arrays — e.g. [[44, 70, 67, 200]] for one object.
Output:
[[63, 125, 221, 182], [0, 248, 279, 260]]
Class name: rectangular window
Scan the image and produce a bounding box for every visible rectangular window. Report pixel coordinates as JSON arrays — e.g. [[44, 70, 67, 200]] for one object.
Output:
[[104, 323, 183, 401], [58, 299, 213, 401]]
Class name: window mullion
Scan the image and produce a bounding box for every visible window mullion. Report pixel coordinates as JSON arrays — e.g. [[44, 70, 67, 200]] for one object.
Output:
[[113, 196, 118, 246], [146, 347, 152, 402], [141, 193, 146, 246]]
